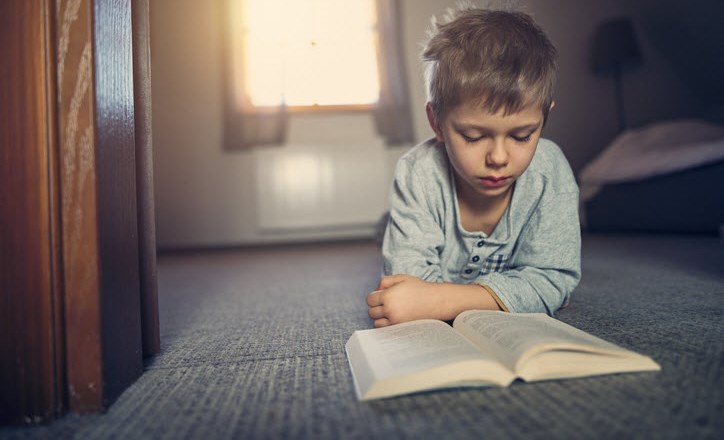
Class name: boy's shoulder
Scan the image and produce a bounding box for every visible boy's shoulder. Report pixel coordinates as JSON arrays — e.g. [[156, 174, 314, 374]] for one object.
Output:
[[397, 138, 449, 175], [531, 138, 568, 166], [399, 137, 445, 163], [526, 138, 577, 192]]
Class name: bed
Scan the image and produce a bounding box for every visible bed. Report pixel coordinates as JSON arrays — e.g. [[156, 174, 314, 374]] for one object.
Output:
[[578, 119, 724, 235]]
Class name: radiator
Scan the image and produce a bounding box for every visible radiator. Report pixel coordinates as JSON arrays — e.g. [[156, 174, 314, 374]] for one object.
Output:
[[254, 144, 390, 232]]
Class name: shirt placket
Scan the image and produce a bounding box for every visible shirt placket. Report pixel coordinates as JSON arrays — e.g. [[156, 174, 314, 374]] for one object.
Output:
[[460, 237, 491, 280]]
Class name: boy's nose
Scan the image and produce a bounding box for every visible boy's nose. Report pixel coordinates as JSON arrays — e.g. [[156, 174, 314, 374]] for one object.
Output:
[[485, 141, 509, 168]]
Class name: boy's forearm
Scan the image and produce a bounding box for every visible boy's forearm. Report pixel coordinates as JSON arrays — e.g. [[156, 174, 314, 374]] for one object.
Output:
[[436, 282, 502, 321], [480, 264, 578, 314]]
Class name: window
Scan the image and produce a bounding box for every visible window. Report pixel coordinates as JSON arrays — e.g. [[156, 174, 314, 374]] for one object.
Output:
[[223, 0, 414, 149], [233, 0, 381, 109]]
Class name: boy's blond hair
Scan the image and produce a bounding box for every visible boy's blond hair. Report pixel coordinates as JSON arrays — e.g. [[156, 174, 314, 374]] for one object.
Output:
[[422, 6, 558, 122]]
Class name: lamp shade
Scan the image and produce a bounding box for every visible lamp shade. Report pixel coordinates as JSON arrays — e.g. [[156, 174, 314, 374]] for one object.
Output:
[[593, 17, 642, 74]]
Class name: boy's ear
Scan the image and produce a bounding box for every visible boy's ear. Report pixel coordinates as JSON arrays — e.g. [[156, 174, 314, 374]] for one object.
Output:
[[549, 100, 556, 112], [426, 102, 445, 143]]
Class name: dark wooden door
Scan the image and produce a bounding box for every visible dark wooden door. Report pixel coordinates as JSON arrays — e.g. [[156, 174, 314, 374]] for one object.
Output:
[[0, 0, 159, 424], [0, 0, 63, 423]]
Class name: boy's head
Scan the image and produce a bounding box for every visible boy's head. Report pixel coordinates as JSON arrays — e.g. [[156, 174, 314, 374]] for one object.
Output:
[[422, 7, 558, 123]]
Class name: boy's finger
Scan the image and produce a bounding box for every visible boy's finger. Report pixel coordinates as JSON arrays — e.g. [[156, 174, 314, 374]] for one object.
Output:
[[368, 305, 385, 320], [374, 318, 391, 328], [366, 290, 383, 307], [378, 274, 408, 289]]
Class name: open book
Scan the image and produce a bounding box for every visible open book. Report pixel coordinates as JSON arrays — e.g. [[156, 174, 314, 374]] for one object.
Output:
[[345, 310, 660, 400]]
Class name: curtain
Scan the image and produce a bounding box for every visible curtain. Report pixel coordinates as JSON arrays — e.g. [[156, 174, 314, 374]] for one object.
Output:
[[223, 105, 289, 150], [222, 0, 288, 150], [374, 0, 415, 146]]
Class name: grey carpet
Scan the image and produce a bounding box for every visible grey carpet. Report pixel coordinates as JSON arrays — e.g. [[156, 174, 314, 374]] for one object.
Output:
[[2, 234, 722, 439]]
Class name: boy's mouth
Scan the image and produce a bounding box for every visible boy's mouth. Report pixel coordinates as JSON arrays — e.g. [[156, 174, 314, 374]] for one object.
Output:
[[479, 176, 510, 187]]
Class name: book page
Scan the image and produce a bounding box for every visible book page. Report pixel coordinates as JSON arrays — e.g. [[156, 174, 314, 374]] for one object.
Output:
[[346, 319, 514, 400], [454, 310, 625, 371], [354, 319, 498, 379]]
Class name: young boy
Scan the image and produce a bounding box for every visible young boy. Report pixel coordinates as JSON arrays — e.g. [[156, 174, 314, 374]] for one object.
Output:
[[367, 7, 581, 328]]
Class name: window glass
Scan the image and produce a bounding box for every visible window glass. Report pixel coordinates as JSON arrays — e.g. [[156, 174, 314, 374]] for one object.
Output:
[[241, 0, 380, 108]]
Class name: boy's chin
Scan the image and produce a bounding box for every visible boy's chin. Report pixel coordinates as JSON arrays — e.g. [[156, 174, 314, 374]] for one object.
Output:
[[470, 181, 515, 199], [477, 186, 512, 198]]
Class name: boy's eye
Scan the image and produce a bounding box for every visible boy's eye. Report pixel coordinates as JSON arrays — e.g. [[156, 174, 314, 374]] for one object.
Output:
[[461, 133, 485, 143], [512, 134, 533, 143]]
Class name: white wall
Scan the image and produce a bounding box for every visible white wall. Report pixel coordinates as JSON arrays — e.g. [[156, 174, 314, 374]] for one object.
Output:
[[150, 0, 699, 248]]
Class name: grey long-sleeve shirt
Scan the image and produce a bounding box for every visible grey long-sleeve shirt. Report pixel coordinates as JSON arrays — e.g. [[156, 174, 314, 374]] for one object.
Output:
[[382, 138, 581, 314]]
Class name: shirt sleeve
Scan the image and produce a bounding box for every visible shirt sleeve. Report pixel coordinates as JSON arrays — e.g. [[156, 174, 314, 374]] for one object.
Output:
[[381, 156, 447, 282], [477, 191, 582, 315]]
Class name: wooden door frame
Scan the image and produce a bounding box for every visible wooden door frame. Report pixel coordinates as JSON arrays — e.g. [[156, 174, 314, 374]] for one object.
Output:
[[0, 0, 158, 424], [0, 0, 62, 423], [133, 0, 161, 360]]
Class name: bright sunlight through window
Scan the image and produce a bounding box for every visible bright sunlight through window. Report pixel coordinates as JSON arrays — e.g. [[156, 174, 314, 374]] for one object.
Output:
[[241, 0, 381, 108]]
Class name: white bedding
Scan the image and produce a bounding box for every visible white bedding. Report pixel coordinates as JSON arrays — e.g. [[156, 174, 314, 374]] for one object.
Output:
[[578, 119, 724, 202]]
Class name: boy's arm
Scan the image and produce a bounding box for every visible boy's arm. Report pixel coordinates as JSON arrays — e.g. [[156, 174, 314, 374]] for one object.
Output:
[[477, 191, 581, 314], [367, 275, 501, 328], [382, 151, 447, 282]]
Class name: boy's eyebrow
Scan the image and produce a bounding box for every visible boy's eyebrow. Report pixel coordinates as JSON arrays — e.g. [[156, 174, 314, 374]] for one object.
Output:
[[510, 122, 543, 132], [454, 120, 543, 132]]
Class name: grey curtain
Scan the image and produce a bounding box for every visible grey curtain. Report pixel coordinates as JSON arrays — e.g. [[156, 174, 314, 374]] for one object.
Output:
[[223, 105, 289, 150], [374, 0, 415, 145], [222, 0, 288, 150]]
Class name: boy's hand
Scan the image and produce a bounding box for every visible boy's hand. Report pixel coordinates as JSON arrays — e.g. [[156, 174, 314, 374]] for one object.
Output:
[[366, 274, 503, 328], [366, 275, 445, 328]]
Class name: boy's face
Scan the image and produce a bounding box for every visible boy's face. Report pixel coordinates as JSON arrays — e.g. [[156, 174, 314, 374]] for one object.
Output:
[[427, 100, 546, 203]]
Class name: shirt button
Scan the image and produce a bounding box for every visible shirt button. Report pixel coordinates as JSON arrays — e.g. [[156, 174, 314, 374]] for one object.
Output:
[[477, 240, 484, 247], [472, 255, 480, 262], [464, 269, 473, 274]]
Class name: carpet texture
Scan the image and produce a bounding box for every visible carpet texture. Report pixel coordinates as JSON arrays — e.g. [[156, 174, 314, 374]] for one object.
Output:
[[2, 234, 722, 439]]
